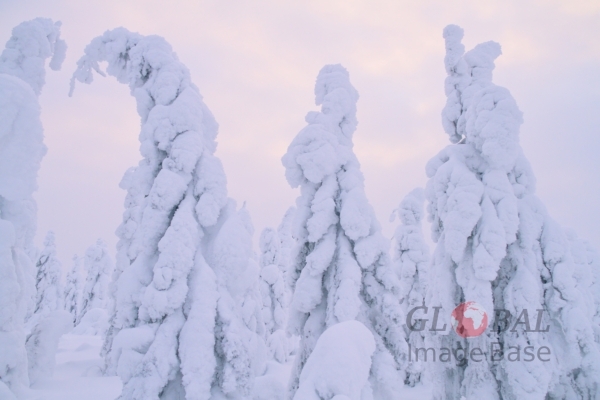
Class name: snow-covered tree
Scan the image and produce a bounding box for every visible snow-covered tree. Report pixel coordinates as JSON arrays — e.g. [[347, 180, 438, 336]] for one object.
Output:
[[78, 239, 114, 322], [259, 227, 290, 362], [277, 206, 297, 292], [0, 18, 65, 398], [391, 188, 430, 386], [423, 25, 600, 399], [71, 28, 267, 399], [282, 64, 407, 399], [33, 231, 63, 318], [63, 255, 82, 325], [25, 310, 72, 385], [259, 228, 287, 333]]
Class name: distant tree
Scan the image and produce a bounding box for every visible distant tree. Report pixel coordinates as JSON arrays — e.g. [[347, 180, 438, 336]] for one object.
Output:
[[391, 188, 429, 386], [277, 206, 297, 292], [0, 18, 65, 397], [71, 28, 266, 399], [424, 25, 600, 399], [259, 227, 290, 362], [282, 64, 407, 399], [78, 239, 113, 322], [63, 255, 83, 325], [33, 231, 63, 316]]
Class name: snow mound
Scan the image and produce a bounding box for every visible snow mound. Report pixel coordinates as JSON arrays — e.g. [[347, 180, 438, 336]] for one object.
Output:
[[294, 320, 376, 400], [72, 308, 109, 336]]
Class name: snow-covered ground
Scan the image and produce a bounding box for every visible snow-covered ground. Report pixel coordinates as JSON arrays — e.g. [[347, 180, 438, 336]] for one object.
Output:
[[23, 333, 431, 399], [26, 334, 121, 400]]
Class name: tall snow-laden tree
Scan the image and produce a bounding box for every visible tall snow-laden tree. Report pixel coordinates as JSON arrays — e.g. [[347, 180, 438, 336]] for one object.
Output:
[[33, 231, 63, 317], [0, 18, 65, 398], [258, 227, 290, 363], [78, 239, 114, 322], [71, 28, 267, 399], [63, 255, 82, 325], [391, 188, 430, 386], [424, 25, 600, 400], [282, 64, 407, 399]]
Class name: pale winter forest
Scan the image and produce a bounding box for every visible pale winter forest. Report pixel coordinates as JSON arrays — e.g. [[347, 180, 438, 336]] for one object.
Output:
[[0, 12, 599, 400]]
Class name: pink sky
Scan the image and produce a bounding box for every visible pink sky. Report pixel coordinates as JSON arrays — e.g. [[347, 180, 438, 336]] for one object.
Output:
[[2, 0, 599, 268]]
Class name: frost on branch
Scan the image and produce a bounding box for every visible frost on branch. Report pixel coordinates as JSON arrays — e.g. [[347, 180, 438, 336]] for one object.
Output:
[[424, 25, 600, 400], [282, 64, 407, 399], [0, 18, 65, 398], [71, 27, 266, 399]]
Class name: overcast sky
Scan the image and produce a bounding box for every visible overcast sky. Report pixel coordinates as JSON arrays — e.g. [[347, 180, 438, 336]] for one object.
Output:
[[2, 0, 599, 269]]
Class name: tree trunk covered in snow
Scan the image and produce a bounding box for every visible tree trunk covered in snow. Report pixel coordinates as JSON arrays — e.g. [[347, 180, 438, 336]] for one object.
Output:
[[424, 25, 600, 400], [71, 28, 266, 400], [0, 18, 65, 398], [282, 64, 408, 399]]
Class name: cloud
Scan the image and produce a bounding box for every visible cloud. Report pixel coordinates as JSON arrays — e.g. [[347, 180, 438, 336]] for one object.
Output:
[[1, 0, 599, 266]]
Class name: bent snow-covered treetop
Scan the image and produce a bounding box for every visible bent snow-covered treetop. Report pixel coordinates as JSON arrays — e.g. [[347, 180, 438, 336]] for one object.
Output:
[[70, 27, 267, 400]]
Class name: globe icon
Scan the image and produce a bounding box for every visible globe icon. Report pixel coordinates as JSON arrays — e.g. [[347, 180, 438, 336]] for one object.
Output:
[[451, 301, 488, 338]]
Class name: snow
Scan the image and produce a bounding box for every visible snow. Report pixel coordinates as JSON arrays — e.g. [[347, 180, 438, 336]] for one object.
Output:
[[25, 310, 72, 385], [283, 64, 408, 399], [79, 240, 113, 323], [71, 308, 109, 336], [33, 231, 62, 318], [25, 334, 122, 400], [424, 25, 600, 400], [0, 17, 65, 399], [63, 255, 83, 325], [391, 188, 429, 386], [71, 27, 267, 399], [294, 320, 375, 400], [0, 14, 597, 400]]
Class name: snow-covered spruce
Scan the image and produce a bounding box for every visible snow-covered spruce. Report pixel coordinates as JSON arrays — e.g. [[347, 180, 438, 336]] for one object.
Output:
[[423, 25, 600, 400], [71, 28, 267, 399], [259, 227, 291, 363], [63, 255, 83, 325], [0, 18, 65, 398], [391, 188, 430, 386], [33, 231, 63, 317], [78, 239, 114, 323], [278, 206, 297, 293], [282, 64, 407, 399]]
